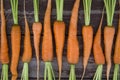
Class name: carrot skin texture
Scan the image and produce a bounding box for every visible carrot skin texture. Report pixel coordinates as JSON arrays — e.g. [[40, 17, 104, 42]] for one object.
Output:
[[11, 25, 21, 80], [53, 21, 65, 77], [0, 0, 9, 64], [104, 26, 115, 79], [42, 0, 53, 62], [22, 18, 32, 63], [67, 0, 80, 64], [82, 26, 93, 68], [114, 21, 120, 64], [93, 26, 105, 64]]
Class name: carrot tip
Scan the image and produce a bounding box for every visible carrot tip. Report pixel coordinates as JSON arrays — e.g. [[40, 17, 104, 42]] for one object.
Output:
[[113, 64, 119, 80], [93, 65, 103, 80], [37, 59, 40, 80], [106, 63, 111, 80], [1, 64, 8, 80], [81, 68, 86, 80]]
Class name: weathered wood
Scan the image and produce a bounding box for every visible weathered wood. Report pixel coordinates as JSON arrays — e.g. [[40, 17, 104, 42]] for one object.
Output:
[[0, 0, 119, 80]]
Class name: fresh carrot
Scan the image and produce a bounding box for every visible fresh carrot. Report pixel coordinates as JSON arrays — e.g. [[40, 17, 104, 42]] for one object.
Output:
[[93, 9, 105, 80], [42, 0, 55, 80], [81, 0, 93, 80], [0, 0, 9, 80], [113, 1, 120, 79], [21, 0, 32, 80], [53, 0, 65, 79], [104, 0, 116, 80], [67, 0, 80, 80], [32, 0, 42, 80], [10, 0, 21, 80]]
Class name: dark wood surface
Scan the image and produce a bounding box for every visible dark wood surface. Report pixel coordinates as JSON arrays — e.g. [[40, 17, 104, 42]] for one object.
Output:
[[0, 0, 119, 80]]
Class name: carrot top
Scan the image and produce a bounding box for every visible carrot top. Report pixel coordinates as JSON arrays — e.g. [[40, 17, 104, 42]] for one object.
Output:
[[33, 0, 39, 22], [104, 0, 116, 26], [10, 0, 18, 24], [83, 0, 92, 26], [56, 0, 64, 21]]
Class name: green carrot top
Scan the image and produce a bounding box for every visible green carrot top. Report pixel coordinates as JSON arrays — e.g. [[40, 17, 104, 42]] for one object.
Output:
[[33, 0, 39, 22], [10, 0, 18, 24], [83, 0, 92, 26], [104, 0, 116, 26], [56, 0, 64, 21]]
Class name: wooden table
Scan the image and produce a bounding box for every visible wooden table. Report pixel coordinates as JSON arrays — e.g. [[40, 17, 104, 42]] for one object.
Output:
[[0, 0, 119, 80]]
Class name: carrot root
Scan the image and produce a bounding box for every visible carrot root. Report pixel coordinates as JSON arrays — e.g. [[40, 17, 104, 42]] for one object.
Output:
[[1, 64, 8, 80], [93, 65, 103, 80], [21, 63, 29, 80], [113, 64, 119, 80], [69, 65, 76, 80], [44, 62, 55, 80]]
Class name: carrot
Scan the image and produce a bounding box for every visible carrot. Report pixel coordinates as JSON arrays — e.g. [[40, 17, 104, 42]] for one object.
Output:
[[67, 0, 80, 80], [21, 0, 32, 80], [54, 0, 65, 79], [93, 9, 105, 80], [33, 0, 42, 80], [113, 1, 120, 79], [42, 0, 55, 80], [10, 0, 21, 80], [0, 0, 9, 80], [81, 0, 93, 80], [104, 0, 116, 80]]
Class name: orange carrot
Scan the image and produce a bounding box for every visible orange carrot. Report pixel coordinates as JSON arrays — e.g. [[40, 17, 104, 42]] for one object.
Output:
[[67, 0, 80, 80], [42, 0, 53, 62], [11, 25, 21, 80], [114, 15, 120, 65], [53, 21, 65, 79], [93, 9, 105, 80], [93, 9, 105, 65], [32, 22, 42, 79], [0, 0, 9, 64], [0, 0, 9, 80], [33, 0, 42, 79], [10, 0, 21, 80], [104, 26, 115, 79]]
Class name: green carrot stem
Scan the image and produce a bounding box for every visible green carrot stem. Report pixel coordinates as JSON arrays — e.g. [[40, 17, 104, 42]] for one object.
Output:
[[93, 65, 103, 80], [21, 63, 29, 80], [83, 0, 92, 26], [33, 0, 39, 22], [69, 65, 76, 80], [44, 62, 55, 80], [56, 0, 64, 21], [1, 64, 8, 80], [104, 0, 116, 26], [10, 0, 18, 24], [113, 64, 119, 80]]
